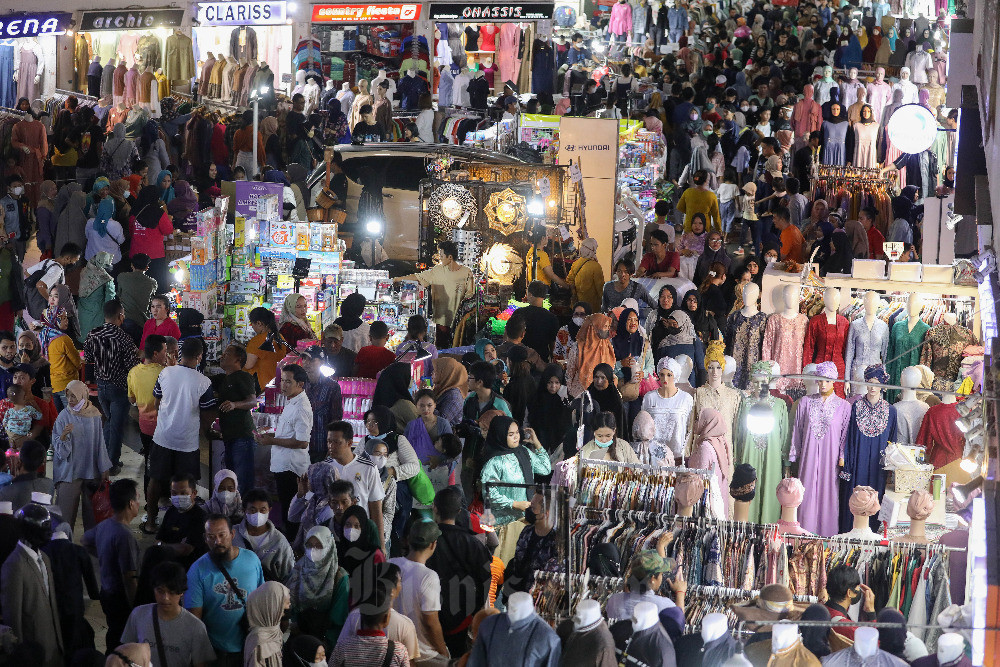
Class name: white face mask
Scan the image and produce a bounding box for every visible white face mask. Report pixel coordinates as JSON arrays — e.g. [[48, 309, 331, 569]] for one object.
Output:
[[344, 526, 362, 542], [247, 511, 269, 527], [310, 662, 325, 667], [217, 490, 236, 505], [572, 316, 585, 327], [371, 455, 387, 469], [10, 187, 23, 196], [171, 495, 193, 511], [307, 546, 328, 562]]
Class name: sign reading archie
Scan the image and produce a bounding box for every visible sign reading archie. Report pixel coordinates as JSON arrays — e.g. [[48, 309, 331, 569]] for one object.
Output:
[[79, 9, 185, 30], [311, 4, 422, 22]]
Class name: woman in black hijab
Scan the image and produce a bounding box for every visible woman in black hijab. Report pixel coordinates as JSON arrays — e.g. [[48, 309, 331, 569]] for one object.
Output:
[[645, 284, 678, 337], [587, 363, 625, 441], [820, 231, 853, 276], [682, 289, 720, 345], [338, 504, 385, 602], [334, 292, 368, 352], [502, 345, 537, 425], [372, 362, 417, 431], [799, 603, 832, 659], [527, 364, 571, 454]]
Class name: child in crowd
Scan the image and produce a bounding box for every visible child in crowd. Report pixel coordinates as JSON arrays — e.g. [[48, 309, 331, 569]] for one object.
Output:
[[3, 385, 41, 449]]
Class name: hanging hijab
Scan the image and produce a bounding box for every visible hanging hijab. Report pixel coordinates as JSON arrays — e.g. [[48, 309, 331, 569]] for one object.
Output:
[[279, 292, 314, 335], [132, 185, 165, 230], [372, 363, 414, 411], [694, 407, 732, 481], [156, 170, 175, 204], [287, 526, 343, 610], [658, 310, 697, 347], [587, 363, 624, 428], [433, 357, 468, 400], [574, 314, 616, 392], [244, 581, 288, 667], [334, 292, 366, 331], [611, 308, 644, 361], [482, 415, 535, 487], [206, 469, 243, 517], [78, 252, 114, 299], [91, 198, 115, 238], [799, 604, 832, 658]]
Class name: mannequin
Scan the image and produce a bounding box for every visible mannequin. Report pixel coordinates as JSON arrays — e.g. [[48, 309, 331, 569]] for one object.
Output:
[[775, 477, 812, 535], [934, 634, 967, 665], [791, 84, 823, 151], [291, 69, 307, 97], [814, 65, 837, 105], [609, 601, 677, 667], [348, 79, 373, 130], [373, 81, 393, 130], [303, 75, 321, 115], [609, 0, 633, 40], [12, 37, 45, 102], [922, 69, 947, 112], [479, 23, 499, 52], [920, 312, 976, 390], [845, 292, 890, 394], [734, 361, 787, 524], [336, 82, 355, 115], [437, 64, 455, 109], [761, 284, 808, 392], [729, 463, 756, 521], [789, 361, 850, 535], [560, 599, 617, 667], [472, 591, 560, 665], [866, 67, 893, 122], [398, 69, 429, 111], [847, 86, 868, 124], [727, 282, 767, 389], [642, 357, 693, 465], [435, 27, 454, 67], [821, 103, 849, 166], [468, 67, 489, 109], [674, 473, 704, 516], [690, 407, 732, 519], [463, 23, 480, 52], [10, 111, 46, 209], [803, 288, 850, 398], [893, 66, 920, 104], [87, 56, 104, 98], [906, 44, 933, 84], [916, 385, 966, 467], [840, 67, 862, 109], [894, 366, 930, 442], [479, 55, 498, 89], [802, 364, 820, 396], [674, 354, 695, 395], [672, 612, 739, 666], [723, 355, 737, 388], [102, 57, 117, 99], [372, 69, 396, 100], [137, 65, 161, 118], [837, 486, 881, 539], [771, 623, 802, 653], [853, 103, 880, 167], [453, 66, 472, 107], [840, 364, 896, 532], [886, 294, 930, 402], [694, 341, 743, 449], [854, 627, 879, 659], [891, 489, 934, 543]]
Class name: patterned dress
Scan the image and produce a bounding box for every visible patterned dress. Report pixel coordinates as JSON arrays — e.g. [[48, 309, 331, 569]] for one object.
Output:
[[885, 318, 929, 403], [919, 324, 977, 391], [839, 397, 897, 533], [692, 384, 743, 456], [761, 313, 809, 392], [844, 317, 890, 391], [733, 395, 789, 525], [790, 393, 851, 536], [726, 311, 768, 390], [803, 313, 850, 398]]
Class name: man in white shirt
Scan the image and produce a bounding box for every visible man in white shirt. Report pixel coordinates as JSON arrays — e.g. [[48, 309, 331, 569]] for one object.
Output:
[[147, 339, 216, 531], [323, 420, 385, 550], [23, 243, 83, 319], [255, 364, 312, 538], [389, 521, 449, 666]]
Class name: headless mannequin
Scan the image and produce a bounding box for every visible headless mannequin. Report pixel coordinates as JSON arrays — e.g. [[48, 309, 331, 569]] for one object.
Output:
[[899, 366, 921, 402], [906, 293, 924, 332], [632, 601, 659, 632], [771, 623, 800, 653], [847, 292, 884, 395], [853, 627, 879, 658], [508, 591, 536, 623], [702, 613, 728, 642], [573, 599, 602, 629], [675, 354, 695, 395], [937, 634, 965, 664]]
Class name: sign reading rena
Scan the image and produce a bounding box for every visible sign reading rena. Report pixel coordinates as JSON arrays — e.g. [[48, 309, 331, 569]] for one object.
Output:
[[0, 13, 71, 38], [311, 4, 422, 22], [428, 3, 555, 20], [198, 1, 287, 25], [80, 9, 185, 31]]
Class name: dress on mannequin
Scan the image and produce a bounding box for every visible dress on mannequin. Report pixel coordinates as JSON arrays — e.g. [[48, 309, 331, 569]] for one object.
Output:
[[531, 39, 556, 94], [893, 68, 920, 104], [498, 23, 522, 84], [464, 26, 480, 52], [894, 400, 930, 443], [821, 113, 850, 166], [845, 315, 889, 389], [792, 84, 823, 150], [906, 47, 933, 83], [470, 609, 561, 665], [915, 402, 964, 468], [452, 70, 472, 107], [853, 107, 880, 168], [468, 74, 489, 109], [726, 311, 768, 389], [886, 319, 929, 403], [87, 59, 103, 98], [479, 61, 499, 89], [867, 77, 893, 123], [10, 116, 47, 208], [609, 0, 633, 39], [803, 313, 850, 398], [761, 314, 809, 392], [734, 393, 788, 524], [15, 43, 42, 102], [101, 58, 117, 98], [479, 24, 499, 51], [919, 323, 977, 390]]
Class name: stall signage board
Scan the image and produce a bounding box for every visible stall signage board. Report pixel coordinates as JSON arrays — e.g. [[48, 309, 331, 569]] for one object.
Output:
[[428, 3, 555, 20], [0, 13, 72, 38], [198, 1, 288, 25], [311, 4, 422, 22], [80, 9, 185, 30], [234, 181, 285, 219]]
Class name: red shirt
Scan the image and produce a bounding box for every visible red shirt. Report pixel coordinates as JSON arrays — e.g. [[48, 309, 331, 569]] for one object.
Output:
[[140, 317, 182, 348], [353, 346, 396, 379], [639, 251, 680, 276], [867, 227, 886, 259], [129, 212, 174, 260]]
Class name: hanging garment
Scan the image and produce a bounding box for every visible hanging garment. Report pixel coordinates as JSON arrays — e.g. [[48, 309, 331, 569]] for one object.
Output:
[[470, 613, 561, 666], [734, 395, 789, 524], [840, 397, 897, 532], [479, 25, 499, 51], [531, 39, 555, 95], [919, 323, 977, 390], [165, 32, 196, 81], [853, 122, 880, 168], [692, 384, 743, 452], [464, 26, 480, 51], [803, 314, 850, 398], [467, 75, 489, 109], [791, 393, 852, 537], [87, 61, 103, 97], [761, 313, 809, 392], [498, 23, 522, 85], [101, 60, 116, 98], [609, 1, 633, 36], [725, 311, 768, 390], [231, 27, 258, 62], [16, 45, 39, 102]]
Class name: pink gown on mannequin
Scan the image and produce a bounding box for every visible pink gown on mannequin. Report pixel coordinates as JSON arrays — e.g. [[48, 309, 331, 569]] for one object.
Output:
[[791, 84, 823, 150], [10, 119, 47, 208], [853, 121, 879, 168], [498, 23, 521, 85], [803, 313, 850, 398], [760, 313, 809, 392], [124, 67, 139, 106], [790, 393, 851, 536], [865, 80, 892, 126], [16, 46, 38, 102]]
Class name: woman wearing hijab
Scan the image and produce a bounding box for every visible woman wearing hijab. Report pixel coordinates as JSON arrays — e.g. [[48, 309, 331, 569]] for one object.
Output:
[[197, 163, 223, 209], [100, 124, 140, 181], [52, 379, 112, 531], [338, 504, 386, 599], [128, 185, 174, 290], [285, 635, 327, 667], [612, 307, 654, 427], [680, 145, 719, 190], [140, 120, 170, 177], [260, 116, 283, 170], [689, 407, 733, 518], [654, 310, 703, 384], [35, 181, 58, 260], [629, 409, 657, 464], [567, 237, 604, 313], [16, 331, 50, 400], [820, 231, 854, 276], [681, 289, 721, 346], [206, 468, 244, 524], [566, 313, 616, 398], [644, 284, 678, 337], [278, 292, 318, 349], [480, 415, 551, 562], [287, 526, 350, 644], [334, 292, 370, 353], [526, 364, 571, 454], [503, 345, 537, 426], [432, 357, 468, 427], [77, 252, 116, 339], [555, 302, 592, 362], [325, 98, 351, 145], [364, 404, 419, 545], [799, 604, 833, 659], [243, 581, 289, 667], [586, 363, 626, 441], [154, 170, 175, 207], [372, 362, 418, 431], [166, 180, 199, 231], [694, 230, 732, 285], [41, 291, 82, 411]]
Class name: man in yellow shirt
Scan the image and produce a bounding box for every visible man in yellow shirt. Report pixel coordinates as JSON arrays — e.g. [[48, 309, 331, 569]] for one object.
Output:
[[566, 238, 605, 313], [127, 333, 168, 517], [525, 227, 569, 289], [395, 240, 475, 341]]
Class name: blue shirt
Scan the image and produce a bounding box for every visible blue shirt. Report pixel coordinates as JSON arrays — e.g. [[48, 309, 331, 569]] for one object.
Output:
[[185, 548, 264, 653], [1, 195, 21, 239]]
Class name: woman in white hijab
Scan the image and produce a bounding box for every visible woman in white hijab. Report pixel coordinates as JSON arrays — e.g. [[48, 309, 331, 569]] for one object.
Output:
[[244, 581, 290, 667], [53, 379, 112, 531], [278, 292, 318, 349], [206, 468, 244, 524]]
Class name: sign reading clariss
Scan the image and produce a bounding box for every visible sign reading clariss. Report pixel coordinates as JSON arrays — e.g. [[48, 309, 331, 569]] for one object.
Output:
[[198, 1, 288, 25], [0, 12, 71, 39]]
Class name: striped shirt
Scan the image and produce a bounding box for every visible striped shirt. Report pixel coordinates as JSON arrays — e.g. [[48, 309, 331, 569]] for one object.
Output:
[[330, 630, 409, 667], [83, 323, 139, 388]]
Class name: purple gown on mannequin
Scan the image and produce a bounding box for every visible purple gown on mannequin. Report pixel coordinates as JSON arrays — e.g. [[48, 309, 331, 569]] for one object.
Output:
[[790, 393, 851, 536]]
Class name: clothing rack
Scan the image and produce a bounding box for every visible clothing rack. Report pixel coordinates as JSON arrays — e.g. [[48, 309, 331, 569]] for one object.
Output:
[[779, 532, 966, 553], [575, 459, 716, 515], [579, 458, 714, 476]]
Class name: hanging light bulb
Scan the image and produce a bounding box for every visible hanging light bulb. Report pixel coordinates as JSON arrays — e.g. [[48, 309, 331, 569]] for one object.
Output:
[[745, 400, 775, 435]]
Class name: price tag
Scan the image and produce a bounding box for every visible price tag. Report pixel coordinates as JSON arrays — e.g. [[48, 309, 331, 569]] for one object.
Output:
[[883, 242, 904, 260], [569, 164, 583, 183], [537, 176, 551, 199], [878, 495, 898, 528]]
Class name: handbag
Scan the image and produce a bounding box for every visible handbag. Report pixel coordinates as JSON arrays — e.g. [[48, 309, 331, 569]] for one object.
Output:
[[407, 466, 437, 506], [639, 375, 661, 395], [619, 381, 641, 402], [90, 480, 114, 524]]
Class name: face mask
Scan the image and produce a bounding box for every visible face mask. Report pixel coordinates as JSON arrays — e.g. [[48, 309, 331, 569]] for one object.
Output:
[[596, 329, 611, 340], [689, 113, 699, 121], [595, 436, 614, 448], [72, 397, 88, 411], [307, 546, 328, 562], [705, 102, 715, 110], [217, 490, 236, 505], [171, 495, 193, 511], [310, 662, 326, 667], [848, 587, 861, 605], [371, 455, 387, 469], [766, 255, 777, 264], [572, 316, 585, 327], [10, 187, 23, 196], [344, 526, 362, 542], [524, 507, 537, 524], [751, 105, 759, 112], [740, 106, 749, 112], [247, 511, 269, 527], [702, 130, 713, 136]]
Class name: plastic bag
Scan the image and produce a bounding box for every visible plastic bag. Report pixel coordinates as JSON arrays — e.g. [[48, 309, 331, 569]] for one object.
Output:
[[90, 480, 114, 524]]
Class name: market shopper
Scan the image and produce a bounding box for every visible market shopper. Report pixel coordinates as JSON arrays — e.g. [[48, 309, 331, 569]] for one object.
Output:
[[395, 241, 475, 343], [140, 295, 182, 348]]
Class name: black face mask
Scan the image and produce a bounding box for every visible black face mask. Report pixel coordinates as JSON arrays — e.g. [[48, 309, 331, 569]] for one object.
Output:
[[664, 325, 681, 336], [848, 587, 861, 605], [524, 507, 537, 524], [0, 354, 14, 366]]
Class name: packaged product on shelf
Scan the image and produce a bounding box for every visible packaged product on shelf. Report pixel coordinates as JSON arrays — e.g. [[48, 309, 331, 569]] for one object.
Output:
[[268, 220, 297, 248], [256, 193, 281, 222]]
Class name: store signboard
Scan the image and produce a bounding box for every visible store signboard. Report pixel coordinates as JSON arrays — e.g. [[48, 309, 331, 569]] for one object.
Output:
[[0, 12, 72, 38], [198, 1, 288, 25], [558, 117, 619, 276], [80, 9, 185, 31], [234, 181, 285, 219], [428, 2, 555, 20], [311, 3, 422, 22]]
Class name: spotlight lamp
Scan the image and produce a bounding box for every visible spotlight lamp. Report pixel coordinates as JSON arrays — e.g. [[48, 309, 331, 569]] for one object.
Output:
[[954, 414, 981, 434], [746, 400, 775, 435]]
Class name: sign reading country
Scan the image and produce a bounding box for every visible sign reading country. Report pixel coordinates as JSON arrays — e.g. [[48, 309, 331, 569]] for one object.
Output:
[[198, 1, 288, 25], [428, 3, 555, 20], [311, 4, 422, 22], [0, 12, 71, 39], [80, 9, 185, 30]]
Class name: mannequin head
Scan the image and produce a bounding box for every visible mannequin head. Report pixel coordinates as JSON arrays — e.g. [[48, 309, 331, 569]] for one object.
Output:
[[815, 361, 838, 395], [742, 283, 760, 312], [358, 79, 369, 94], [848, 67, 858, 80], [942, 312, 958, 325], [823, 65, 833, 80], [776, 478, 805, 509], [675, 473, 705, 513], [928, 70, 940, 86], [863, 364, 888, 402], [706, 360, 724, 387], [573, 599, 602, 630], [674, 355, 693, 385], [900, 366, 922, 390], [848, 486, 881, 518], [656, 357, 681, 394], [772, 622, 800, 652], [876, 66, 886, 82], [723, 356, 737, 386], [295, 70, 306, 87], [632, 602, 660, 632], [937, 634, 965, 664], [863, 291, 881, 318], [507, 592, 535, 623], [803, 83, 814, 100], [907, 292, 923, 318], [854, 627, 879, 658], [823, 287, 841, 313], [907, 489, 934, 521], [342, 82, 351, 91], [702, 613, 729, 643], [900, 66, 911, 81], [783, 285, 800, 313], [802, 363, 819, 394]]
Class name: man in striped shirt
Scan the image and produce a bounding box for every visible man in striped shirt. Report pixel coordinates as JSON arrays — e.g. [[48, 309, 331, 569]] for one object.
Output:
[[330, 582, 410, 667], [83, 299, 139, 475]]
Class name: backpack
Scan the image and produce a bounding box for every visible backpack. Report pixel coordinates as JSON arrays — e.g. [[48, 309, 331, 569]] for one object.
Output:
[[24, 260, 61, 319]]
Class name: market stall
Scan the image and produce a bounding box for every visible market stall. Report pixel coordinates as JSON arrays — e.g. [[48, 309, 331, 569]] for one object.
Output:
[[0, 12, 70, 107]]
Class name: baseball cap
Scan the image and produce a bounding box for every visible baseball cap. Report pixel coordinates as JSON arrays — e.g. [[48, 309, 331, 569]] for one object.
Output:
[[409, 520, 442, 549], [629, 550, 676, 581]]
